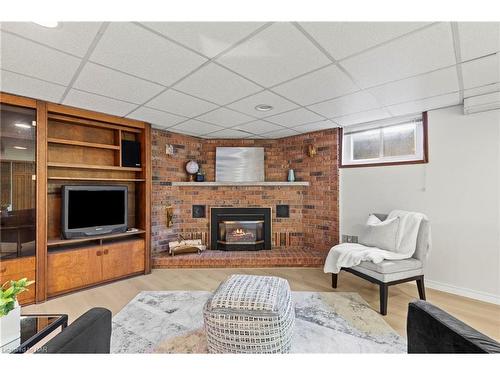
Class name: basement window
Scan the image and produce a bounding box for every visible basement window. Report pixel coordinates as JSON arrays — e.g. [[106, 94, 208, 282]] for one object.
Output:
[[340, 113, 428, 168]]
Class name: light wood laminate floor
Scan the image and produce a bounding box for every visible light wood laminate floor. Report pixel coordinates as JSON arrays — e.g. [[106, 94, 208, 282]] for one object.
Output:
[[22, 268, 500, 340]]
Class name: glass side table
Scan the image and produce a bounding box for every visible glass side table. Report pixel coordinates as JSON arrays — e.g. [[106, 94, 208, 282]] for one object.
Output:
[[6, 314, 68, 354]]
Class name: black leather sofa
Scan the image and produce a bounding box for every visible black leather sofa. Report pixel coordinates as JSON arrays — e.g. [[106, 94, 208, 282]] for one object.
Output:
[[36, 307, 112, 354], [407, 300, 500, 353]]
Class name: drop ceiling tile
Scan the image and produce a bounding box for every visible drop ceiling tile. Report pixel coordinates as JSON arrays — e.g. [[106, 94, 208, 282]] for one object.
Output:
[[333, 108, 392, 127], [292, 120, 338, 133], [73, 63, 164, 104], [174, 63, 261, 105], [341, 23, 456, 88], [307, 91, 380, 118], [235, 120, 285, 134], [63, 89, 138, 117], [170, 119, 224, 136], [227, 90, 298, 117], [217, 22, 331, 87], [167, 128, 197, 137], [203, 128, 251, 139], [0, 22, 102, 57], [461, 54, 499, 89], [368, 67, 459, 106], [387, 92, 460, 116], [265, 108, 324, 127], [195, 107, 253, 127], [141, 22, 265, 58], [0, 70, 66, 102], [146, 89, 218, 117], [463, 82, 500, 98], [299, 22, 430, 60], [127, 106, 187, 128], [272, 64, 358, 105], [90, 22, 207, 86], [458, 22, 500, 61], [263, 128, 301, 139], [0, 31, 81, 85], [151, 124, 171, 131]]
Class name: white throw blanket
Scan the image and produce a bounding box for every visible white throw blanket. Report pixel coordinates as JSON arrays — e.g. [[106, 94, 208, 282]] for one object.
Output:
[[324, 210, 427, 274]]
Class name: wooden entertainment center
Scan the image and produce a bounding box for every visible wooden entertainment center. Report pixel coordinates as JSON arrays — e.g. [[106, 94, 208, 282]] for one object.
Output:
[[0, 92, 152, 304]]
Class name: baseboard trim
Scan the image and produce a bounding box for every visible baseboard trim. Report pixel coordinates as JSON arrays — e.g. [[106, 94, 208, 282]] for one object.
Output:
[[426, 279, 500, 305]]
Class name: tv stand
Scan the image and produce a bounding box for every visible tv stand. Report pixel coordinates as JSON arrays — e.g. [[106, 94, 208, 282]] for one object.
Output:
[[47, 237, 145, 297]]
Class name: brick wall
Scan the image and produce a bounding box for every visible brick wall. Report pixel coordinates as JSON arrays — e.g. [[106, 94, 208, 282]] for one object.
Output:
[[151, 128, 339, 254], [282, 130, 339, 251], [151, 130, 202, 253]]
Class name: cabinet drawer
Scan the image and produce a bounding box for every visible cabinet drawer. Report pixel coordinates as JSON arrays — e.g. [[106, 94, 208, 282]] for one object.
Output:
[[0, 257, 36, 305], [0, 256, 35, 276], [101, 239, 145, 281], [0, 269, 36, 305]]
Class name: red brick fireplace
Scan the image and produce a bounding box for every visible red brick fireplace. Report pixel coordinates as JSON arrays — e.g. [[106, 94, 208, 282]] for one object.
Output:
[[151, 128, 339, 268]]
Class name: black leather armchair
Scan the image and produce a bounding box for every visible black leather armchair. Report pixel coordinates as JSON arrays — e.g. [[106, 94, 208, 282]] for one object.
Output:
[[36, 307, 112, 354], [407, 300, 500, 353]]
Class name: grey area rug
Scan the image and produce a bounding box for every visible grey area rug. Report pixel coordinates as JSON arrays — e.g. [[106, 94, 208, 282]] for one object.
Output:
[[111, 291, 406, 353]]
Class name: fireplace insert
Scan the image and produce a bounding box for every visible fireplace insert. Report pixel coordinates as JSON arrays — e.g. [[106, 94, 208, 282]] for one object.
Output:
[[210, 207, 271, 251]]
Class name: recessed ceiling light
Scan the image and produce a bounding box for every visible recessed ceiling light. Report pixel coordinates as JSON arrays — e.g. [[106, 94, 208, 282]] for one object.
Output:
[[15, 123, 32, 129], [13, 146, 27, 150], [33, 21, 59, 28], [255, 104, 274, 112]]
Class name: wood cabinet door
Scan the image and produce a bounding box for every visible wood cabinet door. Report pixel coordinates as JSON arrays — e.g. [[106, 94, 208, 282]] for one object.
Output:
[[101, 239, 144, 281], [0, 257, 36, 305], [47, 246, 102, 295]]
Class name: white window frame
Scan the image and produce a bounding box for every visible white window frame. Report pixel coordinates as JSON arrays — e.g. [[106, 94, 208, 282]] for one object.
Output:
[[340, 113, 428, 168]]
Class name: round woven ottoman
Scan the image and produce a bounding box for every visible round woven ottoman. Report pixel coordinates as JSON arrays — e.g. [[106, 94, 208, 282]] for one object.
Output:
[[203, 274, 295, 354]]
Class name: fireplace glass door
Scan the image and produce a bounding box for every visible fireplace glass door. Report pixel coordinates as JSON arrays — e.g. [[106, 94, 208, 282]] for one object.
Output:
[[210, 207, 271, 251], [218, 220, 264, 246]]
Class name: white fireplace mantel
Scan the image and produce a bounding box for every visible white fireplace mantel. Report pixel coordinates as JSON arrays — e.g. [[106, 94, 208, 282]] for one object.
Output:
[[170, 181, 309, 187]]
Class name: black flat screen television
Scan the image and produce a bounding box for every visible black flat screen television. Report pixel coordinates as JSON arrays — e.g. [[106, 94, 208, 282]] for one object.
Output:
[[61, 185, 128, 239]]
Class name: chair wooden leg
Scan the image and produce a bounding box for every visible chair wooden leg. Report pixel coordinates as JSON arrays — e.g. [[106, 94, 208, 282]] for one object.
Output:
[[331, 273, 338, 289], [416, 276, 426, 300], [380, 284, 388, 315]]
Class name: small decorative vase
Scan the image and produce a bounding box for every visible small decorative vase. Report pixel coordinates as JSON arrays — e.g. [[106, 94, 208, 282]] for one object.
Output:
[[195, 171, 205, 182], [0, 301, 21, 349], [287, 169, 295, 182]]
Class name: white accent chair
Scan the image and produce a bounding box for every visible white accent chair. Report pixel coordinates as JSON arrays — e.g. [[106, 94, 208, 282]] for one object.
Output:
[[331, 213, 430, 315]]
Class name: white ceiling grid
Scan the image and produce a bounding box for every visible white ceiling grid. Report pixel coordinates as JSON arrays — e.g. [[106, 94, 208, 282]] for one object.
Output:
[[0, 21, 498, 138]]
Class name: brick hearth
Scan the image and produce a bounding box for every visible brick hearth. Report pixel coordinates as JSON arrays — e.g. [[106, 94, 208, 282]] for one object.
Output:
[[151, 128, 339, 268], [153, 248, 327, 268]]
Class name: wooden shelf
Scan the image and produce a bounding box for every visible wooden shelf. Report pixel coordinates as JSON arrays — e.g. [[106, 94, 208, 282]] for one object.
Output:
[[48, 176, 145, 182], [48, 162, 142, 172], [48, 113, 142, 133], [47, 230, 146, 247], [171, 181, 310, 187], [48, 138, 120, 150]]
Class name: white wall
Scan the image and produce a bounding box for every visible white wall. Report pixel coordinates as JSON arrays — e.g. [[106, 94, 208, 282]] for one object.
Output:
[[340, 105, 500, 304]]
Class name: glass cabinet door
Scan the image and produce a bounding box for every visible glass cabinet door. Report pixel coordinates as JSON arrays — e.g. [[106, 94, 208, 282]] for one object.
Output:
[[0, 103, 36, 259]]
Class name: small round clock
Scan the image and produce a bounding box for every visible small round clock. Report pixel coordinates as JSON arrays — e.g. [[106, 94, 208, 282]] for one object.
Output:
[[185, 160, 199, 181]]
